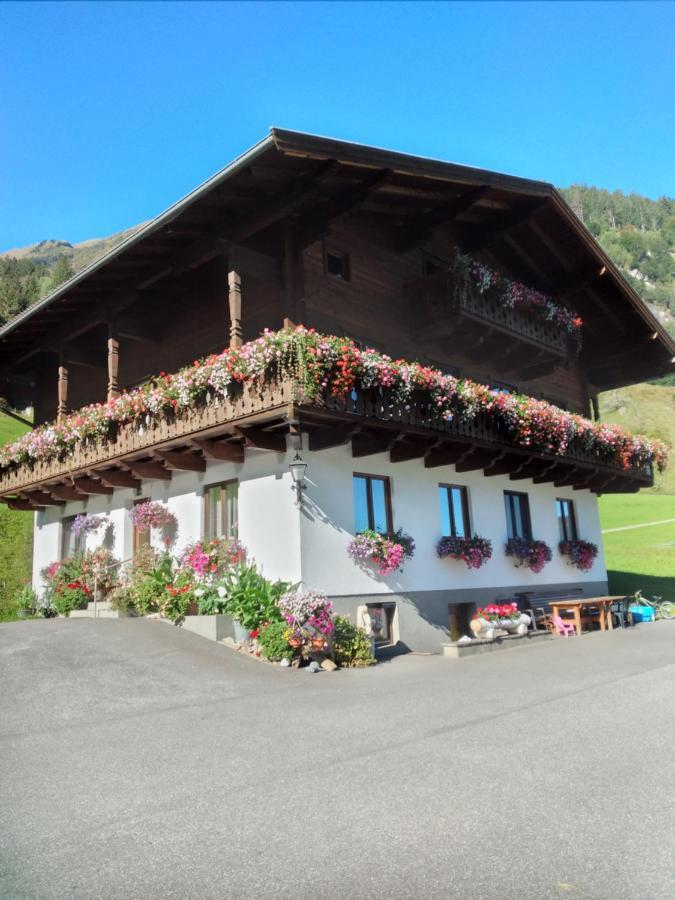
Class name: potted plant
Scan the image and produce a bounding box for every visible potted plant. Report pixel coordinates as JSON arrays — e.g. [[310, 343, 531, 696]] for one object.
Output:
[[505, 537, 552, 573], [436, 535, 492, 569], [347, 528, 415, 576], [15, 582, 38, 618], [559, 539, 598, 572]]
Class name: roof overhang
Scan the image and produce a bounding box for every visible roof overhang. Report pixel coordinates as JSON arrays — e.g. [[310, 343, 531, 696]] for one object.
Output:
[[1, 128, 672, 391]]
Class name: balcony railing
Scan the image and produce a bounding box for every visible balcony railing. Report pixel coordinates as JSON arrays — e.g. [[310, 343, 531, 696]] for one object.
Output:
[[0, 379, 652, 502], [413, 268, 571, 357]]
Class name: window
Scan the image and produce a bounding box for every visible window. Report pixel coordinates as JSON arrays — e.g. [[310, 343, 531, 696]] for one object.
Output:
[[324, 247, 350, 281], [504, 491, 532, 540], [439, 484, 470, 538], [353, 474, 392, 534], [61, 516, 83, 559], [490, 380, 517, 395], [204, 481, 239, 541], [556, 498, 578, 542]]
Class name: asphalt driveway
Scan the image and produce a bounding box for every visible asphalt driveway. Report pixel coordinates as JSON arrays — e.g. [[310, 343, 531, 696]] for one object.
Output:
[[1, 618, 673, 899]]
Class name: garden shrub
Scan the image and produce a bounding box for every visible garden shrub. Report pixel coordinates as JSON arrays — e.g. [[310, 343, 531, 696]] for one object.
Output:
[[257, 620, 293, 661], [220, 563, 289, 630], [332, 615, 376, 667], [42, 557, 92, 617]]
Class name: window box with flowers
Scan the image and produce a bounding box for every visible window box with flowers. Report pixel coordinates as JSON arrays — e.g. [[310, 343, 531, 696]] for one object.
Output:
[[559, 539, 599, 572], [505, 537, 552, 574], [347, 529, 415, 577], [470, 602, 531, 639], [436, 535, 492, 570]]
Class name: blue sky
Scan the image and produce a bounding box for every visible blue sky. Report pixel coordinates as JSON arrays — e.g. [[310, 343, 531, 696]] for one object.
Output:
[[1, 1, 673, 250]]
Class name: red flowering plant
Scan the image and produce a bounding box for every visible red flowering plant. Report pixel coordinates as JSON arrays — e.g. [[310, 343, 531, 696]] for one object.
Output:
[[559, 539, 598, 572], [436, 535, 492, 570], [0, 328, 668, 478], [505, 538, 553, 574], [41, 556, 92, 616], [473, 602, 521, 623]]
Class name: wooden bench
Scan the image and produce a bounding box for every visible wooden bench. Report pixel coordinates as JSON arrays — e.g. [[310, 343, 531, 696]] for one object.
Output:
[[514, 589, 585, 632]]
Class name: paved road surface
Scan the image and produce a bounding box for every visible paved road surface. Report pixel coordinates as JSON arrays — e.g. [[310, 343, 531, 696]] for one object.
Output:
[[1, 618, 673, 899]]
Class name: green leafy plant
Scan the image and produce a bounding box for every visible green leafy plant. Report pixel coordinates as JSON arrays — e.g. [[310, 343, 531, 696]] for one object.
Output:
[[332, 616, 376, 668], [220, 563, 290, 631], [42, 556, 92, 617], [256, 620, 294, 662], [15, 582, 38, 615]]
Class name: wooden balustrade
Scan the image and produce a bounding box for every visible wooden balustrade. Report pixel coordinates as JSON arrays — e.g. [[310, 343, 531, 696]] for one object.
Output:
[[0, 380, 652, 500]]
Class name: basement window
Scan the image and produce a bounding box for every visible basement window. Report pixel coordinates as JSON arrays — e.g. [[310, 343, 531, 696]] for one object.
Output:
[[325, 247, 351, 282]]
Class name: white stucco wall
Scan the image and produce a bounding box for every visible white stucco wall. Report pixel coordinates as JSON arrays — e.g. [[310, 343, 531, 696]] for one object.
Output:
[[31, 447, 302, 594], [298, 442, 608, 596], [31, 438, 608, 605]]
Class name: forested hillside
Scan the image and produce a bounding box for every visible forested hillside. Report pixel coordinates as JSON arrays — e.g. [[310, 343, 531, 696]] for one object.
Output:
[[560, 185, 675, 334]]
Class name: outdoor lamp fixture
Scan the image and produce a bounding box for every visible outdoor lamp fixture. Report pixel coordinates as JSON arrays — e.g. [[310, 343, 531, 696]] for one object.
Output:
[[289, 452, 308, 505]]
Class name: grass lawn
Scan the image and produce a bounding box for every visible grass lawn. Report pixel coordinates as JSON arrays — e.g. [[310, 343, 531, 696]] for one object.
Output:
[[599, 494, 675, 600], [0, 415, 33, 620]]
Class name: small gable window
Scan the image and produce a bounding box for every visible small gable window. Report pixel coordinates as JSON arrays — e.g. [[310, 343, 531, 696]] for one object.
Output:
[[325, 247, 350, 282]]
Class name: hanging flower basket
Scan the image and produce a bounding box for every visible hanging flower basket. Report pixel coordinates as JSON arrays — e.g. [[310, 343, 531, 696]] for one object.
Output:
[[347, 529, 416, 576], [71, 513, 109, 537], [559, 539, 598, 572], [436, 535, 492, 569], [130, 500, 176, 532], [505, 537, 552, 574]]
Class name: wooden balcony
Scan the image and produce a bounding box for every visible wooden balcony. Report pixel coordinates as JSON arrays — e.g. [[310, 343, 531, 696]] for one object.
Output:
[[0, 380, 652, 510], [411, 268, 571, 380]]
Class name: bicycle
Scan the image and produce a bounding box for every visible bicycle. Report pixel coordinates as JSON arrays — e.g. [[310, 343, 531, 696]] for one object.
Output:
[[631, 589, 675, 621]]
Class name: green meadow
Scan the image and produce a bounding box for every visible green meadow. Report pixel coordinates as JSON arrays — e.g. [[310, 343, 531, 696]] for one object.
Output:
[[0, 416, 33, 619]]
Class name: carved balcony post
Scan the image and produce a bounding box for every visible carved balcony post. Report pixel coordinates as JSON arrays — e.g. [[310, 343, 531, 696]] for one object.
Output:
[[57, 365, 69, 421], [228, 269, 242, 348], [107, 333, 120, 400]]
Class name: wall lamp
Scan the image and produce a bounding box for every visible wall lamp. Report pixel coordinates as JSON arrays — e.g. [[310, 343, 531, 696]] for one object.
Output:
[[289, 452, 308, 505]]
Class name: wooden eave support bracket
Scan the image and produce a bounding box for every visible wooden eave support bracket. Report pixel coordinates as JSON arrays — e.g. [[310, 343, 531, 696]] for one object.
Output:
[[307, 425, 360, 452], [155, 450, 206, 472], [48, 484, 87, 501], [71, 477, 114, 495], [94, 469, 142, 489], [483, 453, 530, 477], [4, 498, 44, 512], [125, 460, 172, 481], [235, 427, 287, 453], [20, 490, 64, 507], [424, 442, 471, 469], [351, 430, 402, 458], [455, 448, 505, 474], [509, 460, 558, 481], [190, 438, 245, 463], [390, 436, 440, 464]]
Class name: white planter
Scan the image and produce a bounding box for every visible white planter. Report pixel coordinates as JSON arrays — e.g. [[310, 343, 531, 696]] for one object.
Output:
[[180, 614, 236, 642]]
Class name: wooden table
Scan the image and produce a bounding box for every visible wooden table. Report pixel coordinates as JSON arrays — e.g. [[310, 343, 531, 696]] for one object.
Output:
[[549, 596, 625, 635]]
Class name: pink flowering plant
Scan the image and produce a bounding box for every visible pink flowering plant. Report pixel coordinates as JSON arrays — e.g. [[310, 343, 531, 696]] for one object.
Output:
[[130, 500, 176, 532], [179, 537, 247, 580], [559, 539, 598, 572], [278, 588, 335, 639], [454, 251, 584, 350], [347, 528, 415, 576], [0, 328, 668, 478], [436, 535, 492, 569], [505, 537, 553, 574]]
